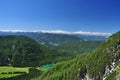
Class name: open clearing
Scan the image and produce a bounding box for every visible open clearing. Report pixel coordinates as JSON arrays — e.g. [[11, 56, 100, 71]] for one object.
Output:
[[0, 66, 29, 79]]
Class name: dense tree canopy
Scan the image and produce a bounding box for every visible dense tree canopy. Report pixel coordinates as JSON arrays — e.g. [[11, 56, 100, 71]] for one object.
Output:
[[0, 36, 75, 67]]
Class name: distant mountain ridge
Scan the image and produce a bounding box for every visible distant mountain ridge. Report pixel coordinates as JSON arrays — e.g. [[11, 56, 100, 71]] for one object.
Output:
[[0, 32, 82, 46], [0, 31, 106, 54], [75, 34, 107, 41], [0, 31, 108, 44], [0, 30, 111, 36]]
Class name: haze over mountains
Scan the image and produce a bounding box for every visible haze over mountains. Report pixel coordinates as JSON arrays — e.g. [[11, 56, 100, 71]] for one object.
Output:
[[0, 30, 111, 36], [0, 30, 111, 41], [0, 30, 104, 53]]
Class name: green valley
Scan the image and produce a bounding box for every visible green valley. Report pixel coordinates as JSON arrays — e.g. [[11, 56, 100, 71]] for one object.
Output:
[[0, 35, 76, 67], [0, 31, 120, 80], [0, 0, 119, 80]]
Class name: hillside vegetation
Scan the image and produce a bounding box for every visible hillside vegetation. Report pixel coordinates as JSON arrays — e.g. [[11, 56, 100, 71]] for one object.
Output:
[[0, 35, 75, 67], [0, 32, 102, 54], [39, 31, 120, 80], [52, 41, 102, 53], [0, 31, 118, 80], [0, 66, 29, 79], [0, 32, 82, 47]]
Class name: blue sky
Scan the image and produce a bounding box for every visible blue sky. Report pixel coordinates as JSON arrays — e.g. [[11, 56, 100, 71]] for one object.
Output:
[[0, 0, 120, 33]]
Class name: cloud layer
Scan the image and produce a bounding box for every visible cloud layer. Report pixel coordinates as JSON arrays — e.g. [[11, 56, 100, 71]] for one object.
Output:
[[73, 31, 111, 36], [0, 30, 111, 36], [35, 30, 111, 36], [0, 30, 26, 32]]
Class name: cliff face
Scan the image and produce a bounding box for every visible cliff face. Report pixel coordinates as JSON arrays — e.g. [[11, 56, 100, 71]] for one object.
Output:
[[77, 32, 120, 80], [40, 31, 120, 80], [88, 40, 120, 80], [102, 44, 120, 80]]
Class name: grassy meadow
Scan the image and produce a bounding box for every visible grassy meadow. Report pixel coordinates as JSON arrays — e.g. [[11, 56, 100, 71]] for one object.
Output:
[[0, 63, 54, 79], [0, 66, 29, 79]]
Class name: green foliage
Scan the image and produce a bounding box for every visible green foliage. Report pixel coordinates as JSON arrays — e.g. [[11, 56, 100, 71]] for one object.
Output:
[[39, 31, 120, 80], [1, 68, 41, 80], [116, 67, 120, 72], [0, 66, 29, 79], [0, 35, 45, 67], [105, 72, 116, 80], [0, 35, 76, 67], [11, 32, 82, 46], [1, 31, 120, 80], [0, 66, 29, 73], [51, 41, 102, 53]]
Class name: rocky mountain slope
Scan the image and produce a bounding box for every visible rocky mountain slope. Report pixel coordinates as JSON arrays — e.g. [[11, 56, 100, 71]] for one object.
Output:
[[39, 31, 120, 80]]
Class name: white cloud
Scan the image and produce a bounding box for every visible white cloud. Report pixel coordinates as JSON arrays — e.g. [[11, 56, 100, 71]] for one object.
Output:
[[33, 30, 71, 34], [73, 31, 111, 36], [0, 30, 26, 32], [35, 30, 111, 36], [0, 29, 111, 36]]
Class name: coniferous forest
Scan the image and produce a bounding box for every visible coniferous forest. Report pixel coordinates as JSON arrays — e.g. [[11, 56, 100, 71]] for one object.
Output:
[[0, 31, 120, 80]]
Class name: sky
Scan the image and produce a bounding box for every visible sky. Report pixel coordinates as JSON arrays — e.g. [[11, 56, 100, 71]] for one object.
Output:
[[0, 0, 120, 33]]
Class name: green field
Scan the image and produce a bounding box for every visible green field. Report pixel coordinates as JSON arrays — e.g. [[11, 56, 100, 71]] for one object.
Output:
[[0, 64, 54, 79], [0, 66, 29, 79]]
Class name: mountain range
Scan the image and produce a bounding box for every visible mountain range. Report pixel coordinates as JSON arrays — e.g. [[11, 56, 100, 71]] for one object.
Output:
[[0, 30, 110, 41], [0, 31, 104, 53], [0, 30, 119, 80]]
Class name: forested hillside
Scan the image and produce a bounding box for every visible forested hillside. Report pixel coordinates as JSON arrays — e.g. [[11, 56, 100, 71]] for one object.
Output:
[[39, 31, 120, 80], [0, 35, 75, 67], [0, 32, 115, 80], [0, 32, 82, 47], [51, 41, 102, 53], [0, 32, 103, 53], [75, 34, 107, 41]]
